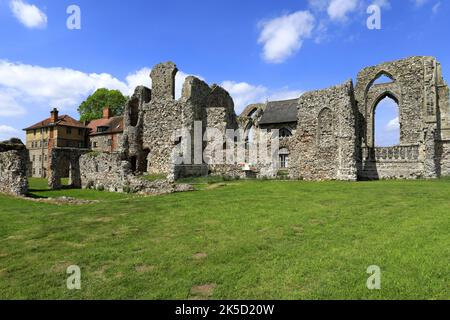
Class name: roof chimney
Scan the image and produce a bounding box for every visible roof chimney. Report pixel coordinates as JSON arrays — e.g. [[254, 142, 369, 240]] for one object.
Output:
[[103, 107, 113, 119], [50, 108, 59, 123]]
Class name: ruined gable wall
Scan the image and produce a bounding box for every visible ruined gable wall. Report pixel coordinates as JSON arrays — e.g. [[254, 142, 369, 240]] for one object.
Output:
[[0, 139, 28, 196], [290, 80, 358, 181], [355, 56, 450, 179], [354, 56, 432, 147], [143, 62, 185, 175], [143, 63, 215, 176]]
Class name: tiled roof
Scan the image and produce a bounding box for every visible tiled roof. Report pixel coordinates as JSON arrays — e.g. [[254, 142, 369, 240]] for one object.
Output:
[[24, 115, 87, 130], [88, 116, 124, 136], [259, 99, 299, 125]]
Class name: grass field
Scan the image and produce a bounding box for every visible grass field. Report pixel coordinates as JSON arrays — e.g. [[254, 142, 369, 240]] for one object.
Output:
[[0, 178, 449, 300]]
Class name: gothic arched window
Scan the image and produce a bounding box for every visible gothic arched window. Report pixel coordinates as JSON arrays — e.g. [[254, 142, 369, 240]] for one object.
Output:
[[280, 128, 292, 138]]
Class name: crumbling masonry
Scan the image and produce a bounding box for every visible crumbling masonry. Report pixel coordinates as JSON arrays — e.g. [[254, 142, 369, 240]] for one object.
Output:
[[105, 56, 449, 184], [5, 56, 448, 197], [0, 139, 28, 196]]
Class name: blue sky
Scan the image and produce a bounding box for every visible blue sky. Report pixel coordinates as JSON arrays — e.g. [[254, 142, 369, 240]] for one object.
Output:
[[0, 0, 448, 145]]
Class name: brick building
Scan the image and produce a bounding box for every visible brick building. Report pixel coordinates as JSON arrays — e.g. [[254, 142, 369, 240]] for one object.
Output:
[[24, 108, 88, 178], [87, 107, 124, 153]]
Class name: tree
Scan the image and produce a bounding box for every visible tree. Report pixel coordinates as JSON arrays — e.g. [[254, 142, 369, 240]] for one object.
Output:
[[78, 88, 128, 122]]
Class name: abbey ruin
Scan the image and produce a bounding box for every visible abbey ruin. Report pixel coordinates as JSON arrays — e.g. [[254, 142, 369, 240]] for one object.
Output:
[[1, 56, 450, 196]]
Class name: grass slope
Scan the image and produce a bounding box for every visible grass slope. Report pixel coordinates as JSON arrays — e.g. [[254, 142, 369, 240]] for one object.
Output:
[[0, 178, 449, 300]]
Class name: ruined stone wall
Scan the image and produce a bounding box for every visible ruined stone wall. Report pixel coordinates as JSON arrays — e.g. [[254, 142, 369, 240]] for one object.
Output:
[[118, 57, 450, 182], [79, 152, 193, 195], [48, 148, 89, 189], [355, 57, 432, 147], [143, 63, 194, 175], [355, 56, 450, 179], [290, 80, 358, 181], [0, 139, 28, 196], [121, 86, 151, 173], [438, 142, 450, 177]]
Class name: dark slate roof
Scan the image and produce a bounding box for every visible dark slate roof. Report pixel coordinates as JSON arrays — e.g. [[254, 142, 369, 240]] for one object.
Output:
[[259, 99, 299, 125]]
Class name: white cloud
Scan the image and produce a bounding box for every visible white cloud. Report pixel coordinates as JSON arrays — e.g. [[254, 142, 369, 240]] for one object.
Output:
[[0, 59, 303, 134], [432, 2, 441, 14], [221, 81, 268, 112], [412, 0, 429, 7], [0, 60, 128, 116], [258, 11, 315, 64], [9, 0, 47, 29], [372, 0, 391, 9], [125, 68, 152, 95], [0, 125, 20, 141], [385, 117, 400, 131], [327, 0, 359, 21], [221, 81, 302, 113]]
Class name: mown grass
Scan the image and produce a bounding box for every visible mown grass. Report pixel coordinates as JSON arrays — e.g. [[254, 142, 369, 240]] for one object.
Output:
[[0, 178, 449, 300]]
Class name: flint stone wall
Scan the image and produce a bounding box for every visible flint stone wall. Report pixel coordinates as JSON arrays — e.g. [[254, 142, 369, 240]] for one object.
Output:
[[48, 148, 89, 189], [290, 80, 358, 181], [79, 152, 193, 195], [438, 141, 450, 177], [0, 139, 28, 196], [355, 56, 450, 180]]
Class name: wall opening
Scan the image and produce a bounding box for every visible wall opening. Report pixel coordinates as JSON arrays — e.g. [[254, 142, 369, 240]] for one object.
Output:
[[129, 99, 139, 127], [130, 156, 137, 173], [141, 148, 150, 173], [374, 96, 400, 147], [373, 74, 394, 85]]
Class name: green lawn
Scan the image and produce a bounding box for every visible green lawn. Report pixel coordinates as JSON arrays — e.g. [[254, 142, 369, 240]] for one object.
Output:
[[0, 178, 449, 300]]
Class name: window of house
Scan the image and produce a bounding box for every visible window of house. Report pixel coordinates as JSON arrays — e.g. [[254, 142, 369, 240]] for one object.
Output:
[[280, 154, 289, 168], [78, 129, 83, 136], [78, 142, 84, 148], [32, 155, 35, 161], [67, 128, 72, 135], [44, 155, 47, 161], [279, 148, 290, 169], [33, 130, 36, 136], [97, 126, 108, 133], [39, 155, 42, 162]]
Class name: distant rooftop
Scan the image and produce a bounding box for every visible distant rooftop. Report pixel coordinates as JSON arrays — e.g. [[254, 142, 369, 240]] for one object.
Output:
[[259, 99, 299, 125], [24, 115, 86, 131]]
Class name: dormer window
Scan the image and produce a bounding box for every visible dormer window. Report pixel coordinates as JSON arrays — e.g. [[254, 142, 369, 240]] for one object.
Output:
[[97, 126, 109, 133]]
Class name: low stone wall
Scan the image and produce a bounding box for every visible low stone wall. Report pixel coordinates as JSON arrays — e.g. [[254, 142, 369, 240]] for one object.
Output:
[[359, 145, 423, 179], [0, 139, 28, 196], [360, 161, 423, 180], [438, 141, 450, 177], [80, 152, 193, 195]]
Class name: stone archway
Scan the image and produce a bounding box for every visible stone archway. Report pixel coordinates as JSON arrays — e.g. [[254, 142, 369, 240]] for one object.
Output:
[[367, 91, 400, 148]]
